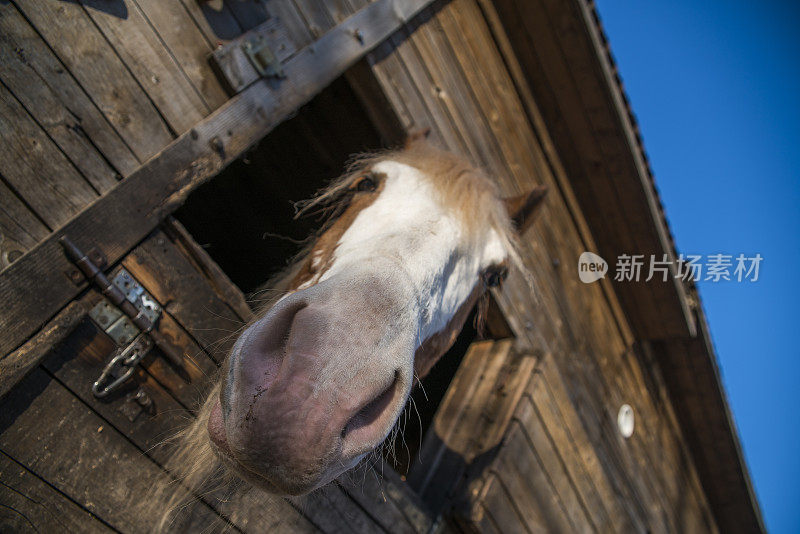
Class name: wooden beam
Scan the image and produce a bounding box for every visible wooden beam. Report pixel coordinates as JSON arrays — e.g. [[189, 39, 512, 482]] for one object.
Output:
[[0, 300, 88, 399], [0, 0, 438, 359], [212, 0, 438, 96]]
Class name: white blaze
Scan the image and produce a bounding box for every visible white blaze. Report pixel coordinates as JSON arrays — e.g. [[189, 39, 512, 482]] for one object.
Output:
[[321, 160, 508, 344]]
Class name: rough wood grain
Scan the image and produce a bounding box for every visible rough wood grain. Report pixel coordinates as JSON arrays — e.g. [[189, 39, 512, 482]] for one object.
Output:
[[0, 7, 128, 191], [0, 450, 113, 534], [339, 459, 434, 534], [0, 82, 99, 228], [491, 422, 574, 533], [0, 180, 48, 271], [513, 395, 595, 533], [133, 0, 230, 110], [0, 368, 225, 532], [0, 300, 89, 400], [13, 0, 174, 161], [0, 4, 140, 179], [79, 0, 209, 134]]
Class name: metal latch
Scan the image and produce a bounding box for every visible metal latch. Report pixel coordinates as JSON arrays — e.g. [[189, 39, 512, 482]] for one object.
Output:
[[59, 237, 188, 398], [90, 269, 161, 346], [91, 332, 153, 397], [88, 269, 161, 397], [243, 35, 286, 79]]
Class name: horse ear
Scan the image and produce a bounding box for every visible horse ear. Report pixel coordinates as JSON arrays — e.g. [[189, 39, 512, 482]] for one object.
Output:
[[404, 127, 432, 148], [503, 185, 548, 234]]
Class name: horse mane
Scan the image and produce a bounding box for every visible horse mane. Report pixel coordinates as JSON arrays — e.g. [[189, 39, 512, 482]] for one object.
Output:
[[142, 140, 522, 529]]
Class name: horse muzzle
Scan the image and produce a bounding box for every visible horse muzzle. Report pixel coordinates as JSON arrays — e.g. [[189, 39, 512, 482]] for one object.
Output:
[[209, 271, 416, 494]]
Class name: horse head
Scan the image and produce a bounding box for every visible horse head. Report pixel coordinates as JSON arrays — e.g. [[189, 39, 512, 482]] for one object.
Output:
[[207, 137, 546, 494]]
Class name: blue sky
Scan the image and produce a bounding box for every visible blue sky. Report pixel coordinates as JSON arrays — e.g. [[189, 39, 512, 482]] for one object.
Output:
[[594, 1, 800, 531]]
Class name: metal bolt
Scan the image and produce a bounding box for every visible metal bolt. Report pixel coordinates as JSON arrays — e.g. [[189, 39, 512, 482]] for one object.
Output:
[[67, 268, 83, 284], [210, 136, 224, 155], [135, 389, 153, 409]]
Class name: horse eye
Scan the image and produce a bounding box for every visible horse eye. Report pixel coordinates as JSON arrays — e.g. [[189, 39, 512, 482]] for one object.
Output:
[[356, 174, 377, 192], [482, 265, 508, 288]]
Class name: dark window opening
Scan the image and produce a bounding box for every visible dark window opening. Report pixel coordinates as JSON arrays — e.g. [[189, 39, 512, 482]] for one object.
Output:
[[175, 76, 384, 294]]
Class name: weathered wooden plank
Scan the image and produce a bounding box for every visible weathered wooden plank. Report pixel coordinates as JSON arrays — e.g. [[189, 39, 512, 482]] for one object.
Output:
[[0, 0, 439, 360], [470, 501, 503, 534], [339, 464, 432, 534], [0, 450, 114, 534], [476, 475, 529, 534], [0, 368, 225, 532], [379, 23, 469, 155], [473, 0, 635, 351], [403, 5, 502, 168], [534, 352, 640, 532], [407, 340, 537, 520], [78, 0, 209, 134], [0, 300, 88, 400], [0, 80, 274, 358], [436, 0, 549, 189], [0, 8, 126, 191], [133, 0, 230, 110], [215, 0, 438, 96], [526, 367, 617, 531], [0, 83, 99, 228], [0, 4, 140, 179], [293, 484, 388, 534], [0, 180, 49, 271], [13, 0, 173, 161], [40, 314, 197, 465], [491, 0, 692, 339], [514, 395, 595, 533], [490, 422, 574, 533]]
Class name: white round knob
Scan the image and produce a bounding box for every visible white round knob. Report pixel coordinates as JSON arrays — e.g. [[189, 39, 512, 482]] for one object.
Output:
[[617, 404, 635, 438]]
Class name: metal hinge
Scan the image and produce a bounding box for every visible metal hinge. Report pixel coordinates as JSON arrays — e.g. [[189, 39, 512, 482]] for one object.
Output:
[[243, 35, 286, 79]]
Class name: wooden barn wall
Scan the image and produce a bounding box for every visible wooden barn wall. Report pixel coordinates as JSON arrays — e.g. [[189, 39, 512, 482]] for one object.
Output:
[[0, 0, 253, 269], [266, 0, 721, 531], [0, 0, 725, 532]]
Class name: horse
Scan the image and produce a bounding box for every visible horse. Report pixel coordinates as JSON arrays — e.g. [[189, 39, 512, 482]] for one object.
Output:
[[152, 134, 546, 526]]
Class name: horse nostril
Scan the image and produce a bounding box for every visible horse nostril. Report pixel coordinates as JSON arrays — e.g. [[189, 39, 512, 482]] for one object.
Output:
[[341, 369, 400, 441]]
